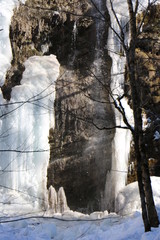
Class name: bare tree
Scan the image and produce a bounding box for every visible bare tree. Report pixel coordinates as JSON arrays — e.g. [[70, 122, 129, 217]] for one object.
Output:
[[106, 0, 159, 231]]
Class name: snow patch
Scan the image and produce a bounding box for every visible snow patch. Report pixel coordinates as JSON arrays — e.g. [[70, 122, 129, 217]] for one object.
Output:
[[154, 131, 160, 140], [116, 177, 160, 215]]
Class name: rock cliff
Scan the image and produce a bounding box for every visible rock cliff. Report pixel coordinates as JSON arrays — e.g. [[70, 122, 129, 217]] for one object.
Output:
[[2, 0, 114, 212]]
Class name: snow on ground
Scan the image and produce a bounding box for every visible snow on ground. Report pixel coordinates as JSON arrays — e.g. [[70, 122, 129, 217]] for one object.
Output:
[[0, 177, 160, 240], [116, 177, 160, 216]]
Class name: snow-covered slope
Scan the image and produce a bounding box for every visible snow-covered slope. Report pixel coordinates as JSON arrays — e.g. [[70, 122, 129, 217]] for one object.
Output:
[[116, 177, 160, 215], [0, 177, 160, 240]]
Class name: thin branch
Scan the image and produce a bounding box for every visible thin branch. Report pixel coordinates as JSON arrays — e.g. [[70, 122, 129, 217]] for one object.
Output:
[[0, 149, 49, 153], [22, 2, 104, 21], [64, 108, 129, 131], [89, 0, 106, 19], [0, 184, 46, 202], [109, 0, 125, 41], [137, 0, 158, 35], [135, 0, 139, 14], [87, 68, 134, 133], [82, 91, 112, 104]]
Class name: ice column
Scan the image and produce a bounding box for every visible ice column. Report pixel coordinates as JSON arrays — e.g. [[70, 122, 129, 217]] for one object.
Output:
[[0, 55, 60, 207], [48, 186, 69, 213], [104, 0, 133, 210]]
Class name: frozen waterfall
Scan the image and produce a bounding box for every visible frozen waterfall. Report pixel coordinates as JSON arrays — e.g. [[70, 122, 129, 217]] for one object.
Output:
[[104, 0, 133, 210], [0, 55, 59, 208], [104, 0, 155, 211]]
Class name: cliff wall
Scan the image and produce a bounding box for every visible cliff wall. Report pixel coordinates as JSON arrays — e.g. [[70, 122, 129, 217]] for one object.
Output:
[[2, 0, 114, 212]]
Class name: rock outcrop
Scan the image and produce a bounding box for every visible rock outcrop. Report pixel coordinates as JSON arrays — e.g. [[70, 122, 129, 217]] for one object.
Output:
[[2, 0, 114, 212], [47, 0, 114, 212]]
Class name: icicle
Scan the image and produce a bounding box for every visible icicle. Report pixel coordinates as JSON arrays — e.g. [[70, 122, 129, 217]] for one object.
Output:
[[57, 187, 69, 213], [48, 186, 69, 213], [48, 186, 58, 213], [72, 20, 78, 47]]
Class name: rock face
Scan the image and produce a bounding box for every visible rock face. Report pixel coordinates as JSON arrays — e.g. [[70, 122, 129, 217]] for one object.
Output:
[[2, 0, 115, 212], [47, 0, 114, 212]]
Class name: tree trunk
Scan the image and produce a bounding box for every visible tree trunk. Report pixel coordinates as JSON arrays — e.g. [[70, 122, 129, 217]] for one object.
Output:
[[134, 133, 151, 231], [140, 137, 159, 227]]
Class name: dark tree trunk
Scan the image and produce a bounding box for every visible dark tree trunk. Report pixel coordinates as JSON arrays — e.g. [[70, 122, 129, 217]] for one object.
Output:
[[134, 132, 151, 231], [140, 137, 159, 227]]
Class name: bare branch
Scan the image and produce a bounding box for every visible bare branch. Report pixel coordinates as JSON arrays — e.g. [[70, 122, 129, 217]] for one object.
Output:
[[22, 2, 104, 21], [137, 0, 158, 35], [135, 0, 139, 14], [0, 149, 49, 153], [89, 0, 106, 20], [86, 68, 134, 133], [109, 0, 125, 42]]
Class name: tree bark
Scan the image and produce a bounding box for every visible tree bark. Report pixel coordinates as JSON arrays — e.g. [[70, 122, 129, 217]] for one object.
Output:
[[140, 137, 159, 227], [134, 134, 151, 232]]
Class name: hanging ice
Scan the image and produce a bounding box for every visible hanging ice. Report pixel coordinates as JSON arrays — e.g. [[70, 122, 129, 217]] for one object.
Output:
[[103, 0, 133, 210], [104, 0, 156, 210], [57, 187, 70, 213], [0, 55, 60, 208], [48, 186, 58, 213], [48, 186, 69, 213]]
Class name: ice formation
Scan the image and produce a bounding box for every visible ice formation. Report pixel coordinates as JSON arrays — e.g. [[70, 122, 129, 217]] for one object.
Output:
[[105, 0, 157, 209], [48, 186, 69, 213], [0, 55, 60, 207], [104, 0, 133, 210]]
